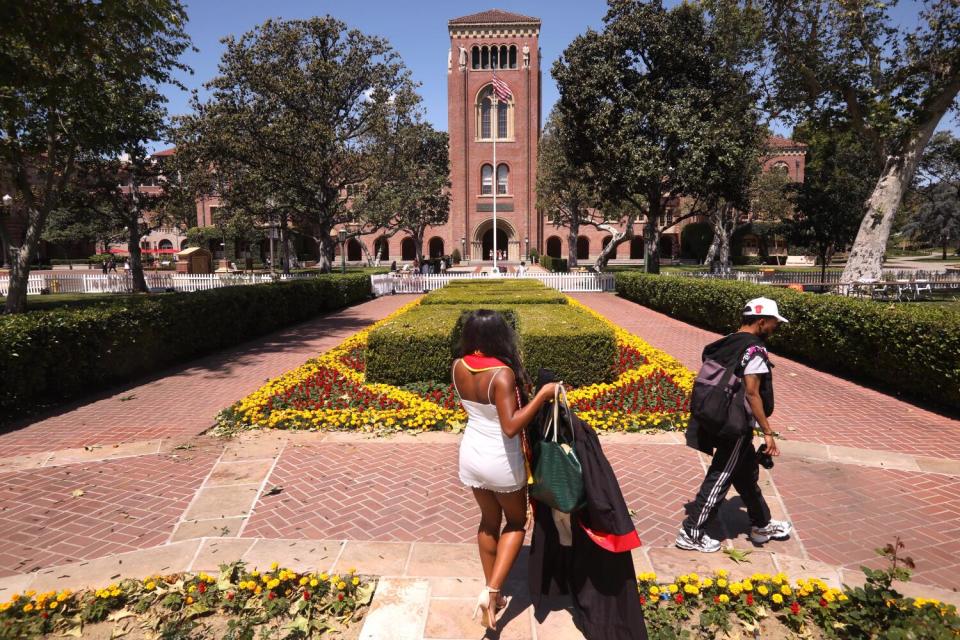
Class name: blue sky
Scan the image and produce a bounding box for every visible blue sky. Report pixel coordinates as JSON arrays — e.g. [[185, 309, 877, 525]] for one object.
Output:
[[160, 0, 955, 147]]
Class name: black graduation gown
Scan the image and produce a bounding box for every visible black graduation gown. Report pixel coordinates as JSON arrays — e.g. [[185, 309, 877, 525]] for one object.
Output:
[[527, 371, 648, 640]]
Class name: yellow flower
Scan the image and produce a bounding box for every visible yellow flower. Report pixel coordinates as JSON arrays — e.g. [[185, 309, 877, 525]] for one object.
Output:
[[649, 586, 660, 596], [824, 592, 836, 603], [838, 594, 848, 602], [49, 601, 58, 609], [320, 573, 329, 582], [716, 569, 728, 578], [701, 578, 713, 588], [23, 604, 33, 613], [251, 570, 260, 577], [718, 594, 729, 604], [270, 562, 279, 571], [268, 579, 280, 590], [352, 577, 360, 586], [683, 584, 699, 595], [668, 584, 679, 594], [337, 581, 347, 590], [772, 594, 784, 605], [309, 579, 319, 588], [716, 578, 728, 588], [299, 577, 309, 586], [188, 585, 196, 593], [741, 580, 753, 591], [186, 596, 194, 605], [145, 581, 156, 591], [780, 585, 792, 596], [757, 585, 769, 596]]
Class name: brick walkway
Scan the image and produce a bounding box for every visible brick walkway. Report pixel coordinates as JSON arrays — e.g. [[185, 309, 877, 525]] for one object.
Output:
[[571, 293, 960, 460], [1, 290, 960, 639], [0, 295, 417, 459]]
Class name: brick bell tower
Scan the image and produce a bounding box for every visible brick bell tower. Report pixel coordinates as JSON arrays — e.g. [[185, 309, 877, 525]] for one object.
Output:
[[447, 10, 541, 263]]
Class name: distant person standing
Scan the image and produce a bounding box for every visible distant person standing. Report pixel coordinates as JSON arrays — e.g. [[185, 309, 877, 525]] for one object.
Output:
[[391, 260, 397, 272], [516, 261, 527, 277], [101, 258, 108, 274], [107, 257, 117, 273], [677, 297, 793, 552]]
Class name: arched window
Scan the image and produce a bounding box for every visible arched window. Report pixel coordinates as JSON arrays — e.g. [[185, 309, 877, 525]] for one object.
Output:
[[491, 45, 499, 69], [546, 236, 562, 258], [401, 237, 416, 261], [576, 236, 590, 260], [374, 236, 389, 260], [481, 46, 489, 69], [481, 164, 493, 195], [476, 85, 512, 141], [509, 45, 517, 68], [496, 164, 509, 195], [158, 239, 173, 251], [630, 237, 644, 259], [428, 237, 444, 258], [471, 46, 480, 69], [601, 236, 617, 259], [347, 238, 363, 262], [180, 239, 189, 251], [771, 161, 789, 175]]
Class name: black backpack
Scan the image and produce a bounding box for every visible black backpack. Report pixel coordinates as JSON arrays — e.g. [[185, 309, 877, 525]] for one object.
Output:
[[689, 353, 755, 440]]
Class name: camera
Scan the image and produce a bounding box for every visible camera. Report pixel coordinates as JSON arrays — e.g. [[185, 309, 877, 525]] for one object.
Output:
[[756, 443, 774, 469]]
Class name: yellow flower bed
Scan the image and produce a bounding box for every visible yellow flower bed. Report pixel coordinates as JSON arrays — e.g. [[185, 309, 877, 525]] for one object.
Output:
[[215, 296, 693, 434]]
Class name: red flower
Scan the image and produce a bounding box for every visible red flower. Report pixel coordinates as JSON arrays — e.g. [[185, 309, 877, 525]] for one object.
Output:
[[338, 593, 345, 601], [198, 582, 206, 594], [41, 612, 49, 619], [714, 595, 721, 604], [639, 595, 646, 605], [674, 594, 684, 604], [226, 592, 235, 601], [819, 598, 828, 608], [791, 601, 800, 615], [267, 591, 276, 600], [303, 591, 311, 600], [746, 593, 754, 606]]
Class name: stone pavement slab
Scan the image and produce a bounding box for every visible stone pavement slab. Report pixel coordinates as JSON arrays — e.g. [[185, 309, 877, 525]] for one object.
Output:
[[571, 293, 960, 460], [0, 295, 418, 458]]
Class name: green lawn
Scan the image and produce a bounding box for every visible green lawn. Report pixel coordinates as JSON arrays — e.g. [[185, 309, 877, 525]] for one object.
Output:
[[0, 292, 166, 312]]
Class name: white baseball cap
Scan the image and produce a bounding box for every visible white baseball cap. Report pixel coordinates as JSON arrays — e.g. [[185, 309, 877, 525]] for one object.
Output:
[[743, 297, 789, 323]]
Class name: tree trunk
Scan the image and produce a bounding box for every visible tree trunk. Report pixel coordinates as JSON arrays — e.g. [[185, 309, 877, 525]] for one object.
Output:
[[279, 216, 290, 275], [126, 214, 148, 293], [413, 228, 425, 265], [841, 84, 958, 282], [567, 220, 579, 269], [3, 207, 47, 314], [644, 216, 661, 274], [943, 236, 948, 261], [704, 231, 720, 267], [593, 223, 632, 271], [708, 206, 735, 275], [316, 232, 335, 273]]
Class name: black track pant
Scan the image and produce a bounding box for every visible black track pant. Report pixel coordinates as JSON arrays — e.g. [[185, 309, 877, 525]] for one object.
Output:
[[682, 435, 771, 539]]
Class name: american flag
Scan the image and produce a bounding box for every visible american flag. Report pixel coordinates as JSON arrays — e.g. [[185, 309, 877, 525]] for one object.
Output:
[[492, 73, 513, 103]]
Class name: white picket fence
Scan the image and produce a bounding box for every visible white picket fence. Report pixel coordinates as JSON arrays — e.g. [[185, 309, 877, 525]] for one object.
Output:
[[0, 272, 321, 296], [370, 272, 615, 296]]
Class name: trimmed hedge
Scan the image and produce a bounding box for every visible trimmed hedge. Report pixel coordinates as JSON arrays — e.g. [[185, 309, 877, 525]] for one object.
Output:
[[366, 299, 616, 388], [541, 255, 569, 272], [421, 286, 566, 305], [0, 274, 372, 420], [615, 272, 960, 409]]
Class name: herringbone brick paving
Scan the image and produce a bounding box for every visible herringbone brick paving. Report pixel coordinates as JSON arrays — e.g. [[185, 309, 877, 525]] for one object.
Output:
[[0, 446, 219, 577], [571, 293, 960, 460], [0, 295, 417, 459]]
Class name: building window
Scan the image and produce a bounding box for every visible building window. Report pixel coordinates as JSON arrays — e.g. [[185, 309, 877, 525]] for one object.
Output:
[[472, 44, 519, 70], [496, 164, 509, 195], [481, 46, 489, 69], [771, 161, 789, 175], [472, 46, 480, 69], [476, 85, 512, 141], [481, 164, 493, 195], [509, 45, 517, 68]]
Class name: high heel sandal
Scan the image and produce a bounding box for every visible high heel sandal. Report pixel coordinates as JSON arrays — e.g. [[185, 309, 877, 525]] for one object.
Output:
[[472, 586, 500, 630]]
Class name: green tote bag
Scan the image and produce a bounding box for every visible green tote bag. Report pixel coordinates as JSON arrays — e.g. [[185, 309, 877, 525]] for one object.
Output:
[[530, 385, 586, 513]]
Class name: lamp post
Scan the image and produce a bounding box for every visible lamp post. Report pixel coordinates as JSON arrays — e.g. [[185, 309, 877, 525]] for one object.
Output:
[[1, 194, 12, 268]]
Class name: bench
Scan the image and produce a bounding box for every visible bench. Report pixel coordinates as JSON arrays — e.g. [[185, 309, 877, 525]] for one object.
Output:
[[785, 255, 817, 266]]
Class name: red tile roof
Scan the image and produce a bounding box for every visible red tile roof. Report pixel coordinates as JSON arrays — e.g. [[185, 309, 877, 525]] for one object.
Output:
[[766, 135, 806, 149], [449, 9, 540, 25], [152, 147, 177, 157]]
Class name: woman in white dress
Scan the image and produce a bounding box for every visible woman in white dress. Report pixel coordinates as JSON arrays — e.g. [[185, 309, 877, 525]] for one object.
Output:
[[452, 310, 559, 630]]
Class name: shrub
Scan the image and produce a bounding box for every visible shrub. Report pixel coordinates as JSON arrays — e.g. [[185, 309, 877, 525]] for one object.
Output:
[[422, 286, 566, 305], [0, 274, 372, 420], [451, 248, 461, 264], [615, 272, 960, 409], [541, 254, 569, 272], [365, 299, 616, 387]]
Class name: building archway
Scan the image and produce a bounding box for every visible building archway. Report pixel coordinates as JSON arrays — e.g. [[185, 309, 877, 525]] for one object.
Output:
[[401, 237, 416, 261], [158, 239, 173, 251], [630, 237, 644, 260], [347, 238, 363, 262], [659, 235, 676, 260], [373, 236, 389, 261], [601, 236, 617, 259], [546, 236, 562, 259], [428, 237, 445, 258], [576, 236, 590, 260], [180, 239, 189, 251], [472, 218, 518, 261]]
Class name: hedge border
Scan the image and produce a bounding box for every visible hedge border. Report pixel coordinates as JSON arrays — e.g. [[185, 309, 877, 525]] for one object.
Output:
[[615, 273, 960, 410], [0, 274, 372, 421]]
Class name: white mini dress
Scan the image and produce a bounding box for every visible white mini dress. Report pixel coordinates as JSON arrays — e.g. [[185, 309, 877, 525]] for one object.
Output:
[[454, 363, 526, 493]]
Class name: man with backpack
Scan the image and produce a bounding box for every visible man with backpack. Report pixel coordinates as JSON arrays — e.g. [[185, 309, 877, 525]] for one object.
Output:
[[676, 297, 793, 553]]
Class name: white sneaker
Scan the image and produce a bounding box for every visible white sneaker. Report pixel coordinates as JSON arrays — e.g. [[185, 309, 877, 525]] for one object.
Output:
[[675, 529, 721, 553], [750, 520, 793, 543]]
